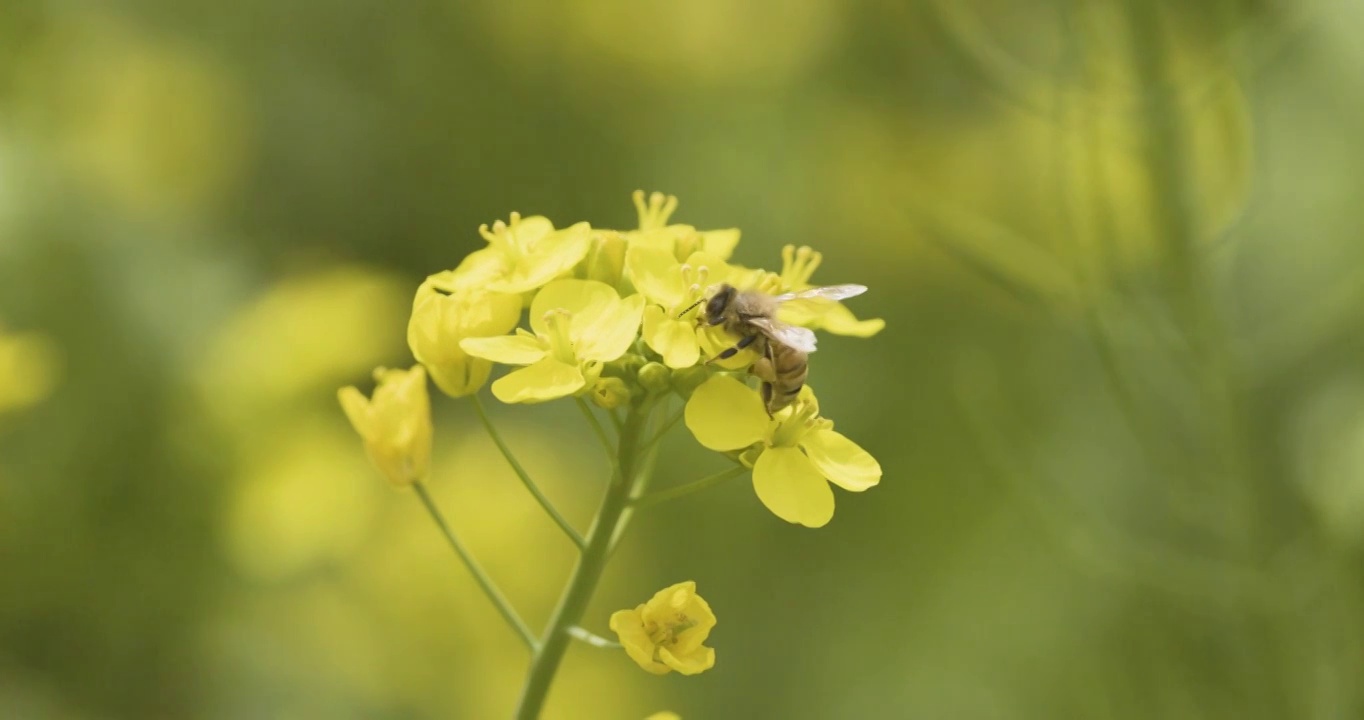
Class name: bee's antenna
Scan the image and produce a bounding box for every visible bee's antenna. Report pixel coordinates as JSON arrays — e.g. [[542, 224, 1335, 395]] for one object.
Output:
[[677, 297, 706, 319]]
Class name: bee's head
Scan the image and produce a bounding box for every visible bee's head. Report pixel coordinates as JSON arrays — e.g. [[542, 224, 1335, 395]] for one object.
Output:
[[704, 284, 736, 325]]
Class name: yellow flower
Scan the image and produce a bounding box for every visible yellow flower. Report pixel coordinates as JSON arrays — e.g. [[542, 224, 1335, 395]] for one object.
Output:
[[627, 190, 741, 262], [738, 245, 885, 338], [579, 229, 629, 289], [0, 329, 59, 414], [646, 713, 681, 720], [609, 581, 717, 676], [454, 212, 593, 295], [460, 279, 644, 404], [337, 365, 432, 487], [407, 272, 521, 398], [626, 245, 738, 369], [684, 375, 880, 527]]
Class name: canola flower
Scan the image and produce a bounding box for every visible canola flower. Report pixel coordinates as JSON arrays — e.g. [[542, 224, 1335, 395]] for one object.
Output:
[[686, 376, 881, 528], [337, 365, 433, 487], [336, 191, 882, 718], [610, 581, 717, 676]]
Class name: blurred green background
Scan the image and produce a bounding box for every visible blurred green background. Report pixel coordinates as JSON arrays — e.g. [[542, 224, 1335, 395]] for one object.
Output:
[[3, 0, 1363, 718]]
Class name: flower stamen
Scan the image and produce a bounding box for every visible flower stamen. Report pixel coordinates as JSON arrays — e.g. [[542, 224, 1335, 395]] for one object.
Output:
[[542, 309, 577, 364], [780, 244, 824, 288], [634, 190, 679, 230]]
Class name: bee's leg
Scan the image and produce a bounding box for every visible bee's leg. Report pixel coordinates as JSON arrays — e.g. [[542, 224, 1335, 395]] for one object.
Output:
[[709, 333, 758, 362], [761, 381, 775, 418], [749, 341, 777, 383]]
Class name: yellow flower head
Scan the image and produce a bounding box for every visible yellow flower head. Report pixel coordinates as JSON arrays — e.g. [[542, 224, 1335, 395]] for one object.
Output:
[[764, 245, 886, 338], [684, 375, 881, 527], [626, 245, 738, 369], [0, 329, 59, 414], [337, 365, 432, 487], [460, 279, 644, 404], [408, 272, 521, 398], [454, 212, 593, 295], [609, 581, 717, 676], [627, 190, 741, 263], [646, 713, 681, 720]]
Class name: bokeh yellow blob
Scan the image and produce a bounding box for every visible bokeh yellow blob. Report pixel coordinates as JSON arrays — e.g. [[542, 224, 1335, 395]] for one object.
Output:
[[224, 416, 381, 581], [0, 329, 60, 414], [475, 0, 841, 88], [15, 10, 250, 218], [196, 266, 409, 435]]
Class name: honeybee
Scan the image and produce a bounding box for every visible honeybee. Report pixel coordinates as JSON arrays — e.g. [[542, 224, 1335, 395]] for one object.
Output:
[[683, 283, 868, 416]]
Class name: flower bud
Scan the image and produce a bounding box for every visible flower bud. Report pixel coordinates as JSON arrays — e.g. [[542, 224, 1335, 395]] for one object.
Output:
[[582, 231, 628, 289], [589, 376, 631, 410], [407, 277, 521, 398], [338, 365, 432, 487], [638, 362, 671, 394]]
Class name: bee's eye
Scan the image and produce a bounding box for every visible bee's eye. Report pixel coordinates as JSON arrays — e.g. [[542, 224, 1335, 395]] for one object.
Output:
[[705, 293, 728, 317]]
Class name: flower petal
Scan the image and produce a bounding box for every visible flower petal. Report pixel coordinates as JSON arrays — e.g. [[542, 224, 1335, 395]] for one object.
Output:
[[337, 386, 371, 439], [530, 278, 617, 335], [684, 375, 770, 451], [752, 446, 835, 527], [459, 334, 546, 365], [659, 644, 715, 675], [625, 245, 688, 307], [610, 608, 671, 675], [800, 429, 882, 492], [425, 357, 494, 398], [697, 325, 757, 370], [490, 358, 585, 403], [699, 229, 740, 260], [642, 306, 701, 368], [576, 293, 645, 362], [488, 222, 592, 294], [776, 301, 884, 338]]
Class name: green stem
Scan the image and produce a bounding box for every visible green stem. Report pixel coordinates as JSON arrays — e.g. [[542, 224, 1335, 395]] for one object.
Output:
[[631, 464, 749, 510], [641, 406, 685, 455], [566, 625, 621, 649], [607, 405, 669, 557], [513, 399, 656, 719], [472, 394, 586, 550], [575, 397, 617, 467], [412, 481, 539, 651]]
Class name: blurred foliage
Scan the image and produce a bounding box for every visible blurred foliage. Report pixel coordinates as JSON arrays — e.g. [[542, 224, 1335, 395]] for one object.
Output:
[[2, 0, 1364, 718]]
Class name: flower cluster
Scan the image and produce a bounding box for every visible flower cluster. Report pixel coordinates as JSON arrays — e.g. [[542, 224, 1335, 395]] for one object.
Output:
[[336, 192, 885, 703], [399, 191, 884, 525]]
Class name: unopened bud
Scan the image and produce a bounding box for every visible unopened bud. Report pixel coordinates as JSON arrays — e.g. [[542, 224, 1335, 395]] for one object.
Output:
[[584, 231, 627, 288], [589, 377, 631, 410], [638, 362, 672, 394]]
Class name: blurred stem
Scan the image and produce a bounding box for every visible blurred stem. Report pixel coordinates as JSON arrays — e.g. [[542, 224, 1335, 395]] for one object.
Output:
[[1122, 3, 1277, 714], [642, 405, 685, 455], [472, 394, 586, 550], [412, 481, 539, 651], [631, 464, 748, 510], [1120, 0, 1256, 533], [566, 625, 621, 649], [513, 397, 658, 720], [575, 397, 618, 467]]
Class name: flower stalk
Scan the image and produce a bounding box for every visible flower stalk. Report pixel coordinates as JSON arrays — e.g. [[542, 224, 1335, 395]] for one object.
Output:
[[513, 397, 658, 719], [471, 393, 586, 550], [411, 481, 539, 651]]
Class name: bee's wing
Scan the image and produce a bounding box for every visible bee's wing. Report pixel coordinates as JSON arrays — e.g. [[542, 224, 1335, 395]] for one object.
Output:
[[749, 317, 818, 353], [772, 284, 868, 303]]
